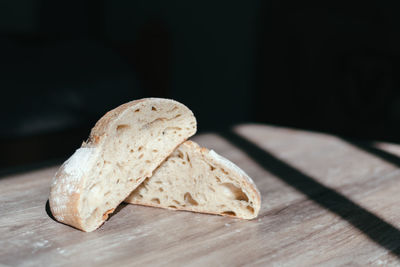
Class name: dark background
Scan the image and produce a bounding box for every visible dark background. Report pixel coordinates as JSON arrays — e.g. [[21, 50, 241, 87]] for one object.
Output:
[[2, 1, 400, 169]]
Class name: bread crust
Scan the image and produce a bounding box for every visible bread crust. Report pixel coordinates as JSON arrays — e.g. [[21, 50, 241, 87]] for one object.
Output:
[[50, 98, 196, 231], [86, 99, 146, 146], [50, 148, 98, 230]]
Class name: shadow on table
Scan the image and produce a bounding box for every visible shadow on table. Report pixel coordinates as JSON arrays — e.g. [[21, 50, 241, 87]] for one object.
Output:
[[45, 200, 57, 222], [45, 199, 128, 228], [341, 138, 400, 168], [220, 130, 400, 258]]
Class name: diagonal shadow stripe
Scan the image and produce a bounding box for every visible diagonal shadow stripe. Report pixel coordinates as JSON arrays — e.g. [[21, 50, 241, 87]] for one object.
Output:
[[341, 138, 400, 168], [220, 130, 400, 258]]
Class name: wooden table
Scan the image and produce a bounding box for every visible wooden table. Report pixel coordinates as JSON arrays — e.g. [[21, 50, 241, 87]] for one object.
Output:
[[2, 124, 400, 266]]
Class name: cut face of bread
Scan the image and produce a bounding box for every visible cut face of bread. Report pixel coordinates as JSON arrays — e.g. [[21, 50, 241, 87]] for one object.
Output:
[[49, 98, 197, 232], [125, 141, 261, 219]]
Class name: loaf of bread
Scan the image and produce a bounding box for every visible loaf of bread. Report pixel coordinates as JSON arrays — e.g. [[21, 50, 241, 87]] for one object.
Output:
[[125, 141, 261, 219], [49, 98, 197, 232]]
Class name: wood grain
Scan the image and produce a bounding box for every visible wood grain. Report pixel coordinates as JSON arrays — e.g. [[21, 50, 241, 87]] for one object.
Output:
[[1, 124, 400, 266]]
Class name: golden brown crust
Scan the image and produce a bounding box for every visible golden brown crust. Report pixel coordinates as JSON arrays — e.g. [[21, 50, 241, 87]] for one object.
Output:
[[102, 208, 116, 220]]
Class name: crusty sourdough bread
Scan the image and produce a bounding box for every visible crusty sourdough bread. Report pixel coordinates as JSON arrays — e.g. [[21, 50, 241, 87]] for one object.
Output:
[[125, 141, 261, 219], [49, 98, 197, 232]]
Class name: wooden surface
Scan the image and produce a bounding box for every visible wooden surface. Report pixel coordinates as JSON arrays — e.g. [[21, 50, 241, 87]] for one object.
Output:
[[2, 124, 400, 266]]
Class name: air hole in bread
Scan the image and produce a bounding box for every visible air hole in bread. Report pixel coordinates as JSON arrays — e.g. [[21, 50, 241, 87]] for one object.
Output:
[[182, 161, 186, 165], [159, 187, 164, 192], [208, 186, 215, 192], [151, 198, 160, 204], [215, 176, 221, 183], [104, 191, 111, 197], [171, 159, 176, 163], [116, 124, 130, 132], [130, 149, 134, 153], [151, 106, 157, 111], [153, 149, 158, 153], [168, 205, 177, 209], [167, 126, 182, 131], [221, 211, 236, 216], [173, 200, 180, 205], [167, 106, 178, 113], [184, 192, 198, 206], [221, 168, 229, 175], [129, 179, 134, 182], [145, 160, 151, 164], [138, 146, 143, 151], [247, 206, 255, 213], [177, 150, 184, 159], [209, 165, 216, 171], [116, 179, 120, 184], [175, 114, 181, 118], [138, 154, 144, 159], [135, 108, 140, 112], [220, 183, 249, 202]]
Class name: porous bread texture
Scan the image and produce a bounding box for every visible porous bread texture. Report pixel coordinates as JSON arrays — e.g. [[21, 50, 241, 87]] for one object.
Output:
[[49, 98, 197, 232], [125, 141, 261, 219]]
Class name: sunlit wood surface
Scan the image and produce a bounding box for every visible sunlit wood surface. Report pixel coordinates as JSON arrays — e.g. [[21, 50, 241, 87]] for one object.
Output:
[[1, 124, 400, 266]]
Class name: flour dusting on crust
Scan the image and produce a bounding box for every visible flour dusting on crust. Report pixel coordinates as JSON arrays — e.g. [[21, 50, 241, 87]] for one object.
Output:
[[63, 148, 97, 180], [50, 147, 98, 221]]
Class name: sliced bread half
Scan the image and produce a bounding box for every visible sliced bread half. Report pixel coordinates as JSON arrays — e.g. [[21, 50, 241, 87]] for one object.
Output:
[[49, 98, 197, 232], [125, 141, 261, 219]]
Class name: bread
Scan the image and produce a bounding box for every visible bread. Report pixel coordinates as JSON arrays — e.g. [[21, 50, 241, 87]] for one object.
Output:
[[49, 98, 197, 232], [125, 141, 261, 219]]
